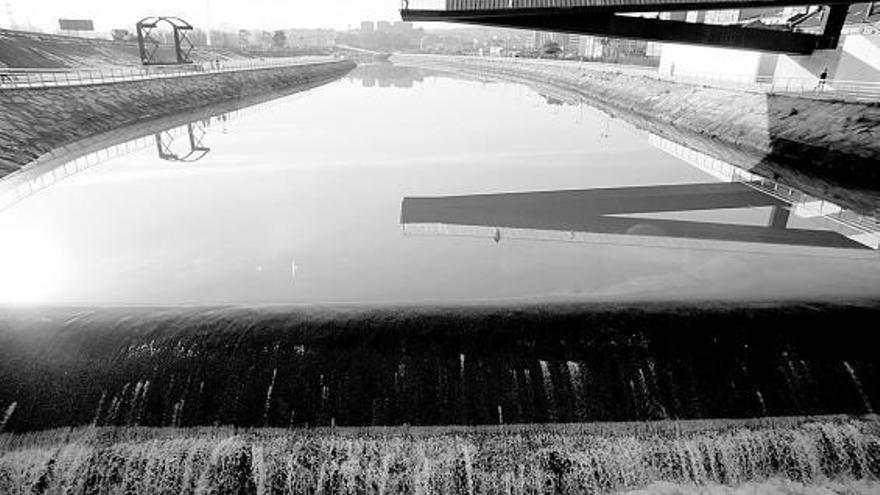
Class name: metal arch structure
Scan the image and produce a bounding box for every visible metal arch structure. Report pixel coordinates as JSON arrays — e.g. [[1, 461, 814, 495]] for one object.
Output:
[[154, 122, 211, 163], [136, 16, 195, 65]]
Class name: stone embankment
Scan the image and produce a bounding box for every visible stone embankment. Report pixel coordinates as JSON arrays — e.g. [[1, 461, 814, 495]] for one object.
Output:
[[0, 60, 355, 179], [396, 55, 880, 213]]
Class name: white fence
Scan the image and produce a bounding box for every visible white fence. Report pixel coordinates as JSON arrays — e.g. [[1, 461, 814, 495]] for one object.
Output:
[[0, 56, 338, 90]]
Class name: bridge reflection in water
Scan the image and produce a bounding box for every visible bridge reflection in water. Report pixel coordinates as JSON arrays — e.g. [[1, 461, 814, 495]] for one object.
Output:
[[401, 135, 880, 253]]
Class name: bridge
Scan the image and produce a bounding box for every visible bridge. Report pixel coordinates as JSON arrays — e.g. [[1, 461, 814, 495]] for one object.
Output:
[[400, 0, 856, 53]]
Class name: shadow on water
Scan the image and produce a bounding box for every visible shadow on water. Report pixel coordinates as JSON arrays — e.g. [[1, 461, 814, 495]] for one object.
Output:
[[401, 183, 871, 250]]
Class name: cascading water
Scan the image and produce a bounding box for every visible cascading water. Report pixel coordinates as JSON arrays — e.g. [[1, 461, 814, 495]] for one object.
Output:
[[2, 304, 879, 431], [1, 303, 879, 493], [539, 360, 557, 422], [1, 420, 878, 494], [566, 361, 584, 421], [264, 368, 278, 427], [844, 361, 875, 415], [0, 402, 15, 433]]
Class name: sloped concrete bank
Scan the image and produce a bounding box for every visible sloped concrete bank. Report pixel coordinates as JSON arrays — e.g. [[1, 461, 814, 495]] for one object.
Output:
[[395, 55, 880, 215], [0, 60, 356, 179]]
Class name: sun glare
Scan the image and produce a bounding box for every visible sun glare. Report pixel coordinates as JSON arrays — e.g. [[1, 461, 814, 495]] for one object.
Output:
[[0, 218, 65, 305]]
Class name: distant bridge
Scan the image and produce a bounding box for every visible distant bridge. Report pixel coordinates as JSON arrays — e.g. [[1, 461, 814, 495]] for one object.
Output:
[[400, 0, 855, 53]]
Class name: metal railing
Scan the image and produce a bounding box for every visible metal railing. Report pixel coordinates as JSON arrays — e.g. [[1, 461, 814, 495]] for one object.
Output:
[[0, 56, 338, 90], [656, 70, 880, 102], [648, 133, 880, 250]]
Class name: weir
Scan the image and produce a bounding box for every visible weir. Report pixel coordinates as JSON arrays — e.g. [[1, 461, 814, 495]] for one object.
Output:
[[1, 303, 879, 432]]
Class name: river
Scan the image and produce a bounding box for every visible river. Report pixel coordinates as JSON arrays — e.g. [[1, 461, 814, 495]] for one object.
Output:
[[0, 63, 877, 307]]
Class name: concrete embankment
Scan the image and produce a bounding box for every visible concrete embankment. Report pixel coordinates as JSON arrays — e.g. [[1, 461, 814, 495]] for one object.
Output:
[[395, 55, 880, 214], [0, 60, 355, 178]]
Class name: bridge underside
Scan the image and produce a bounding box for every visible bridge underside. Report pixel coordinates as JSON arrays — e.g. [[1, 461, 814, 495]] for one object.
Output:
[[401, 4, 853, 54]]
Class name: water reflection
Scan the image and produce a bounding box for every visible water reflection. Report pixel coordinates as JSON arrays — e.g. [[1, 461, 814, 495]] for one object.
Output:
[[650, 134, 880, 249], [155, 121, 211, 163], [0, 64, 877, 306], [0, 101, 273, 212], [402, 185, 867, 251], [348, 63, 427, 88], [402, 136, 880, 251]]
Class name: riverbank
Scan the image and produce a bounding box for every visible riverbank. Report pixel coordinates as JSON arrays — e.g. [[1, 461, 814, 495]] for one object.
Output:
[[394, 55, 880, 215], [1, 418, 878, 494], [0, 60, 356, 178]]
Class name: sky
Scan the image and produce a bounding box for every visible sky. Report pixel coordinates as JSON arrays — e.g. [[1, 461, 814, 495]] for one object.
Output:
[[2, 0, 405, 32]]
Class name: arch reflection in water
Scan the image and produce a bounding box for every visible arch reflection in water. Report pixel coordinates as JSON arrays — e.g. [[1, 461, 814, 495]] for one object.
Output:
[[154, 120, 211, 163], [0, 100, 271, 213]]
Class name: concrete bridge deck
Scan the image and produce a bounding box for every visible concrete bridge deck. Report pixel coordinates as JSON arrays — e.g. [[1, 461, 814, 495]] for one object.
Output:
[[401, 0, 858, 53], [405, 0, 853, 15]]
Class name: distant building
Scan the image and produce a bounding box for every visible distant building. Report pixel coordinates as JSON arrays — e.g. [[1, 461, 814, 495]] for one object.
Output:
[[393, 21, 414, 32], [377, 21, 392, 33], [578, 36, 604, 59], [111, 29, 133, 41], [561, 33, 581, 53], [533, 31, 555, 49], [58, 18, 98, 38], [360, 21, 375, 33]]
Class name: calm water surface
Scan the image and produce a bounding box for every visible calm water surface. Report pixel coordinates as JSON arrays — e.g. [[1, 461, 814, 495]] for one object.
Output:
[[0, 64, 878, 305]]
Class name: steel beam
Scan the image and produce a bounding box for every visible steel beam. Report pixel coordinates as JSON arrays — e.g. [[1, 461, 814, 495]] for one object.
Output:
[[816, 4, 850, 49], [406, 12, 822, 53], [402, 1, 855, 18]]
